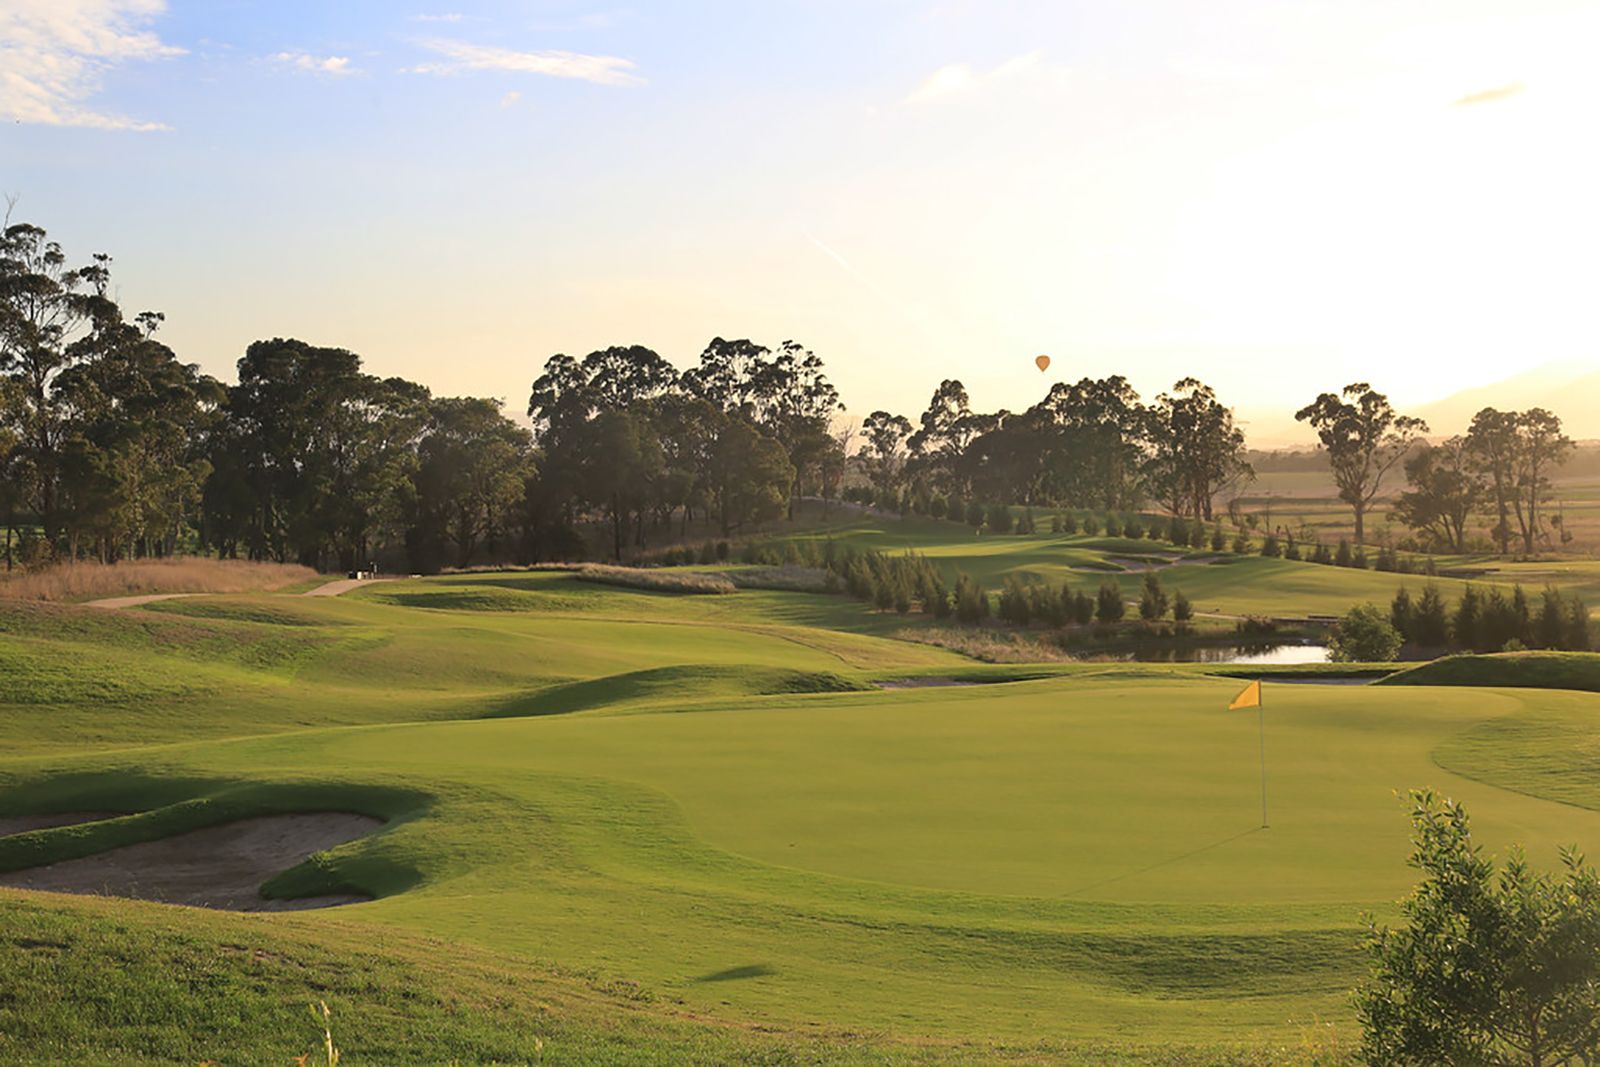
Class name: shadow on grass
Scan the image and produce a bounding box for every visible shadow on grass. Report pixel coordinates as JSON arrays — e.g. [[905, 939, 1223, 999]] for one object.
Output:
[[691, 964, 775, 983], [1065, 826, 1266, 897]]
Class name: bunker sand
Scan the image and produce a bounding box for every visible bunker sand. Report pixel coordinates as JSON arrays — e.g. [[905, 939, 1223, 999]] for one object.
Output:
[[0, 812, 382, 911]]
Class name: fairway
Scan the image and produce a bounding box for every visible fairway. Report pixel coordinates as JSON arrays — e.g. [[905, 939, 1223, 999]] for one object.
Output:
[[9, 563, 1600, 1061]]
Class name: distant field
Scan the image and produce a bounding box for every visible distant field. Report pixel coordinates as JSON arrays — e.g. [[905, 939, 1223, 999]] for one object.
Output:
[[6, 554, 1600, 1062]]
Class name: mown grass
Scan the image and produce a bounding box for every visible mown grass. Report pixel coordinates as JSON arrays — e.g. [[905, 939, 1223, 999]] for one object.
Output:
[[7, 553, 1600, 1062]]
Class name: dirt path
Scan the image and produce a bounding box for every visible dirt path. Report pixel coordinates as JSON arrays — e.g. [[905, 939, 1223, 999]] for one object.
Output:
[[300, 578, 386, 597], [0, 812, 383, 911], [83, 577, 392, 608]]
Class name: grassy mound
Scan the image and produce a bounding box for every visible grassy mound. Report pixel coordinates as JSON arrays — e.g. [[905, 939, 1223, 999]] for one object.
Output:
[[484, 664, 876, 719], [1374, 652, 1600, 693]]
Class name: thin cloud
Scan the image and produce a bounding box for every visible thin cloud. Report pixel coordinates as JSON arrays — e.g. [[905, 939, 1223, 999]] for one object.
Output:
[[270, 51, 358, 77], [0, 0, 184, 130], [500, 90, 522, 108], [904, 51, 1046, 104], [409, 13, 466, 22], [410, 39, 645, 86], [1452, 82, 1524, 107]]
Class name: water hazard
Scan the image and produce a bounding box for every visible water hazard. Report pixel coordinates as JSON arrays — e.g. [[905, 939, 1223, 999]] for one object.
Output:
[[1074, 643, 1331, 665]]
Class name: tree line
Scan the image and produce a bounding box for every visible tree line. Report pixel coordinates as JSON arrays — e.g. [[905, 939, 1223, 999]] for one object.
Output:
[[0, 217, 1581, 572]]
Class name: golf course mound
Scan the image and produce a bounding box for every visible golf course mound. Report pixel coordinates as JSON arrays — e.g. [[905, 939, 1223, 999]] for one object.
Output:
[[486, 663, 876, 718], [1376, 651, 1600, 693], [0, 812, 382, 911]]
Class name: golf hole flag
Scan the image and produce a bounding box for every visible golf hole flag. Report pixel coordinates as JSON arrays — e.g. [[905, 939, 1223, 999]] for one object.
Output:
[[1229, 680, 1261, 710]]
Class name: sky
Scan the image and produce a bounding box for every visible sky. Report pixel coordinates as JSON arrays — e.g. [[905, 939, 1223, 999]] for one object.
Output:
[[3, 0, 1599, 446]]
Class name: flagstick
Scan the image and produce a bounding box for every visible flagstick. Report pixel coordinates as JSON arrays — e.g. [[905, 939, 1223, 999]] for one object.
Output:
[[1258, 682, 1268, 829]]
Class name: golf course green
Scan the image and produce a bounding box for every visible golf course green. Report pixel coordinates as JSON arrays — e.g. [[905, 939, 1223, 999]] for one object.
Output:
[[5, 530, 1600, 1064]]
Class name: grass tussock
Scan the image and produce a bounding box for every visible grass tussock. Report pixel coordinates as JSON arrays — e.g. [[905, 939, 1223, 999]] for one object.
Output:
[[725, 564, 834, 593], [575, 564, 735, 595], [892, 626, 1076, 663], [0, 558, 320, 602]]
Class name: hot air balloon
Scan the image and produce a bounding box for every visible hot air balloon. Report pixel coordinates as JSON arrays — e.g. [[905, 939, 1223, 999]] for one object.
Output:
[[1035, 354, 1051, 373]]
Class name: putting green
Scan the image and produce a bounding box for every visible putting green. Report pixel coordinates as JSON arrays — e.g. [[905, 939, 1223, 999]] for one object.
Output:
[[10, 570, 1600, 1051]]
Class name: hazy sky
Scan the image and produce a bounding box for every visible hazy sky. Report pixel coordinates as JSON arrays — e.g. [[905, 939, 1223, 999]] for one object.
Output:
[[4, 0, 1597, 443]]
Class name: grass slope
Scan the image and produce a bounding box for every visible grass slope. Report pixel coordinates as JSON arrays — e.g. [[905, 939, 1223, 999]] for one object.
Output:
[[6, 559, 1600, 1061]]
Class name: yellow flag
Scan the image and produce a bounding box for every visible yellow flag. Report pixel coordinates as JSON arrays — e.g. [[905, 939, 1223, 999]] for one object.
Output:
[[1229, 680, 1261, 710]]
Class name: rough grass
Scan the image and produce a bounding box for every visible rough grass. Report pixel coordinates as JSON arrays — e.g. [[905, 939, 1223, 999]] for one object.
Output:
[[892, 625, 1077, 662], [0, 558, 319, 602], [0, 890, 1361, 1065], [1374, 651, 1600, 693], [576, 564, 736, 594]]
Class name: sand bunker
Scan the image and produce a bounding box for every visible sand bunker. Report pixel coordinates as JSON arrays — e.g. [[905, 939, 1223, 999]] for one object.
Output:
[[0, 812, 383, 911], [875, 677, 986, 689]]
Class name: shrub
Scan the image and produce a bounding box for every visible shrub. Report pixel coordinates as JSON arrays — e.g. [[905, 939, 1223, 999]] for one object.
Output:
[[1260, 533, 1281, 558], [1390, 586, 1414, 643], [954, 573, 990, 623], [1358, 791, 1600, 1067], [1231, 531, 1251, 555], [1312, 542, 1334, 565], [1103, 516, 1122, 538], [1210, 526, 1227, 552], [1335, 540, 1353, 568], [1328, 603, 1402, 662], [1173, 588, 1193, 623], [965, 501, 987, 529], [1081, 514, 1100, 536], [1138, 572, 1167, 621], [1061, 512, 1079, 535], [1123, 517, 1144, 540], [1095, 578, 1125, 624]]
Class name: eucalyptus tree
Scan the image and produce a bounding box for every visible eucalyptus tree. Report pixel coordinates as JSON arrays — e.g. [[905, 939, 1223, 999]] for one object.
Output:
[[0, 220, 96, 543], [1296, 383, 1427, 543], [860, 410, 914, 505], [1390, 437, 1479, 553], [1031, 376, 1149, 510], [1508, 408, 1572, 556], [409, 396, 533, 571], [53, 308, 222, 559], [1465, 407, 1574, 556], [1148, 377, 1251, 520], [908, 379, 982, 498], [1464, 407, 1519, 554], [223, 338, 426, 570]]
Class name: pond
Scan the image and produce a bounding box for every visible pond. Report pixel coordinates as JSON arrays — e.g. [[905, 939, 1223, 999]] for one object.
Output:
[[1073, 643, 1331, 665]]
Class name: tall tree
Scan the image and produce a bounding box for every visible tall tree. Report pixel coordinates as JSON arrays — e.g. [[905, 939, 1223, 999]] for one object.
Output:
[[1296, 383, 1427, 543], [1149, 377, 1252, 520], [0, 219, 96, 545], [1464, 407, 1519, 554], [1390, 437, 1479, 553], [708, 419, 793, 535], [222, 338, 425, 569], [1509, 408, 1572, 556], [859, 410, 914, 505], [1032, 376, 1148, 510], [409, 396, 533, 571]]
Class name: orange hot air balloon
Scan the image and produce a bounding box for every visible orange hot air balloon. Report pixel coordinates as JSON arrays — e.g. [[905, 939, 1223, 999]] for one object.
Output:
[[1035, 354, 1051, 373]]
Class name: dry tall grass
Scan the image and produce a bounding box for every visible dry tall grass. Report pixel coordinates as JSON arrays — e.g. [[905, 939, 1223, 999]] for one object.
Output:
[[891, 626, 1076, 663], [0, 558, 320, 602]]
